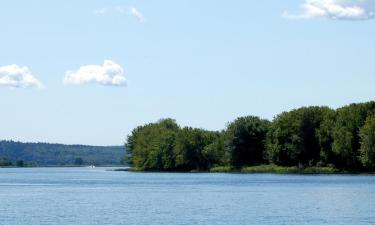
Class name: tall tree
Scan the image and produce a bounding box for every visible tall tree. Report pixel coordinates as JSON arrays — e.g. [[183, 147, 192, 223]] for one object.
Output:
[[226, 116, 270, 168], [359, 114, 375, 169], [202, 131, 227, 168], [174, 128, 217, 171], [126, 118, 179, 170], [316, 109, 336, 165], [331, 102, 375, 169], [267, 107, 333, 166]]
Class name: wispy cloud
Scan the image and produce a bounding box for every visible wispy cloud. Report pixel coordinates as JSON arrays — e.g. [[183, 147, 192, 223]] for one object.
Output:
[[0, 64, 44, 89], [129, 7, 145, 22], [63, 60, 127, 87], [93, 6, 145, 22], [283, 0, 375, 20]]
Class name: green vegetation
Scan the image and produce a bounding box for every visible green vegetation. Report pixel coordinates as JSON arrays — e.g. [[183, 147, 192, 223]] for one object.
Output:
[[266, 106, 333, 166], [16, 160, 24, 167], [226, 116, 270, 168], [359, 114, 375, 168], [210, 165, 338, 174], [126, 101, 375, 173], [0, 141, 124, 166], [331, 102, 375, 169], [0, 158, 13, 167], [240, 165, 338, 174]]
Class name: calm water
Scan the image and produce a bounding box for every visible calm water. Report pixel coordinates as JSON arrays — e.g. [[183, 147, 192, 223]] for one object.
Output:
[[1, 168, 375, 225]]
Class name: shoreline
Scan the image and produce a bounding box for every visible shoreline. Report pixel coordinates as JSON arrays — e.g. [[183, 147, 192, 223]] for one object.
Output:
[[3, 165, 374, 175], [0, 165, 125, 169], [113, 165, 375, 175]]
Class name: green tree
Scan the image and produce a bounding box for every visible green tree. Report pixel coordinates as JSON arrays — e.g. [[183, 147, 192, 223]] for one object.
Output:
[[359, 115, 375, 169], [202, 131, 227, 168], [0, 140, 123, 166], [126, 118, 179, 170], [74, 157, 84, 166], [124, 101, 375, 172], [331, 102, 375, 169], [316, 109, 336, 165], [174, 128, 217, 171], [16, 160, 24, 167], [0, 158, 12, 167], [225, 116, 270, 168], [267, 107, 333, 166]]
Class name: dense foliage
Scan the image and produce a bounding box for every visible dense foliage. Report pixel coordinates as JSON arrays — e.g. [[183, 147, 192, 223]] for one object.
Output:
[[0, 158, 13, 167], [331, 102, 375, 169], [126, 101, 375, 172], [266, 107, 333, 166], [226, 116, 270, 168], [359, 115, 375, 168], [126, 117, 272, 171], [0, 141, 124, 166]]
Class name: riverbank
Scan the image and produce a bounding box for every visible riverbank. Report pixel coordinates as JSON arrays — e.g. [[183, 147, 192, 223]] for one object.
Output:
[[114, 165, 375, 174], [210, 165, 340, 174], [112, 165, 374, 174]]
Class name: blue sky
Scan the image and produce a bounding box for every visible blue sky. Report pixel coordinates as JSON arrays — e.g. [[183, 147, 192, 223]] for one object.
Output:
[[0, 0, 375, 145]]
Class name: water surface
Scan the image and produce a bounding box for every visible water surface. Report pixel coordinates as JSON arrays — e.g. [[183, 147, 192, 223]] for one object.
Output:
[[0, 167, 374, 225]]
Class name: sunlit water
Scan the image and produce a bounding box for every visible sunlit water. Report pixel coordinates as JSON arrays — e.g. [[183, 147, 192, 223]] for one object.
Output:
[[0, 167, 375, 225]]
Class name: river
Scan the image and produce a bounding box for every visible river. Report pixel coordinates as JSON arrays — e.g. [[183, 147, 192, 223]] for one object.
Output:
[[1, 167, 374, 225]]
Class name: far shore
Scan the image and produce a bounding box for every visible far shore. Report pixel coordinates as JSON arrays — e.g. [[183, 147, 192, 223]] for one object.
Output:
[[0, 165, 126, 168]]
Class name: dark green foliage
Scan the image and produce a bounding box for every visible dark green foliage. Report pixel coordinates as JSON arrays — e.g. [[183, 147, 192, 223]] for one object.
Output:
[[202, 131, 227, 168], [126, 119, 179, 171], [74, 157, 84, 165], [316, 109, 336, 165], [16, 160, 24, 167], [359, 115, 375, 169], [0, 158, 12, 167], [225, 116, 270, 168], [126, 101, 375, 172], [174, 128, 218, 171], [127, 118, 219, 171], [331, 102, 375, 169], [0, 141, 124, 166], [267, 107, 334, 166]]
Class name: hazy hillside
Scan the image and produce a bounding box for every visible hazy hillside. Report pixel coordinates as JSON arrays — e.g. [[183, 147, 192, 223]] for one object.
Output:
[[0, 141, 125, 166]]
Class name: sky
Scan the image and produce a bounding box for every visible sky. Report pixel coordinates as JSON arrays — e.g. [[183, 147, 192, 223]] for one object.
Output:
[[0, 0, 375, 145]]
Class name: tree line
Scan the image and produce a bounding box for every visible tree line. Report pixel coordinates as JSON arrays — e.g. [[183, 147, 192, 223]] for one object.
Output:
[[126, 101, 375, 172], [0, 141, 125, 166]]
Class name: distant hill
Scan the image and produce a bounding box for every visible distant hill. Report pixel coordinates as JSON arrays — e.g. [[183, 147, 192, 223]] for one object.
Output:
[[0, 141, 125, 166]]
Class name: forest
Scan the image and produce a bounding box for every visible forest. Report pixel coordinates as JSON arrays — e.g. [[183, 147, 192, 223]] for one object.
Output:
[[126, 101, 375, 172], [0, 141, 124, 167]]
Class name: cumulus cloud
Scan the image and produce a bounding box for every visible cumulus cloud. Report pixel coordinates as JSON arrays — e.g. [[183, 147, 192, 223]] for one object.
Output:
[[283, 0, 375, 20], [63, 60, 127, 87], [129, 7, 145, 22], [0, 64, 44, 89]]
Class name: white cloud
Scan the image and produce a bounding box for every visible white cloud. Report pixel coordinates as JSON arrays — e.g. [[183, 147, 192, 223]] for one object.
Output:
[[63, 60, 127, 87], [0, 64, 44, 89], [129, 7, 145, 22], [283, 0, 375, 20], [93, 6, 145, 22]]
